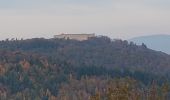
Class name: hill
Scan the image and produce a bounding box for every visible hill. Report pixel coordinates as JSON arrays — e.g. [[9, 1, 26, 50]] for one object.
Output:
[[129, 34, 170, 54], [1, 36, 170, 99], [0, 37, 170, 75]]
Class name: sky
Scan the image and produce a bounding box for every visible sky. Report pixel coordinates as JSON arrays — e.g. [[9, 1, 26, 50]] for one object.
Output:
[[0, 0, 170, 40]]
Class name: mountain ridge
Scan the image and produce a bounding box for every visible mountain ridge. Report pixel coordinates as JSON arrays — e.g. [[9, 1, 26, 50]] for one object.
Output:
[[129, 34, 170, 54]]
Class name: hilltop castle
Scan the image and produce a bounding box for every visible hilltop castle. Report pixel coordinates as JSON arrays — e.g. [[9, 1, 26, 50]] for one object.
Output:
[[54, 33, 95, 41]]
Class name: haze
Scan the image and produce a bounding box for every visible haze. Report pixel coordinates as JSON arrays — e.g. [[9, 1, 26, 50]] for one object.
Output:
[[0, 0, 170, 40]]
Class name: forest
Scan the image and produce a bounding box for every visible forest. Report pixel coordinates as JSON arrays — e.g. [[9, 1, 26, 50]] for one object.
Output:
[[0, 36, 170, 100]]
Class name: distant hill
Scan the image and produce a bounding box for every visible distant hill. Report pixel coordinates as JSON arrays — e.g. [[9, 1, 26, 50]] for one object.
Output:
[[129, 35, 170, 54]]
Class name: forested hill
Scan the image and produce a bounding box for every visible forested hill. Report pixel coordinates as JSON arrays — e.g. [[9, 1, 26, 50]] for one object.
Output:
[[1, 36, 170, 99], [1, 36, 170, 75]]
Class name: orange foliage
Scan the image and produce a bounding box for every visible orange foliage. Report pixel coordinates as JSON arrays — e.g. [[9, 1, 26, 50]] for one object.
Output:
[[19, 59, 30, 70]]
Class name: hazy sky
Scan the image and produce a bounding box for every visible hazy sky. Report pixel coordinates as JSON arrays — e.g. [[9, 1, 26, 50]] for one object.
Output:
[[0, 0, 170, 40]]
